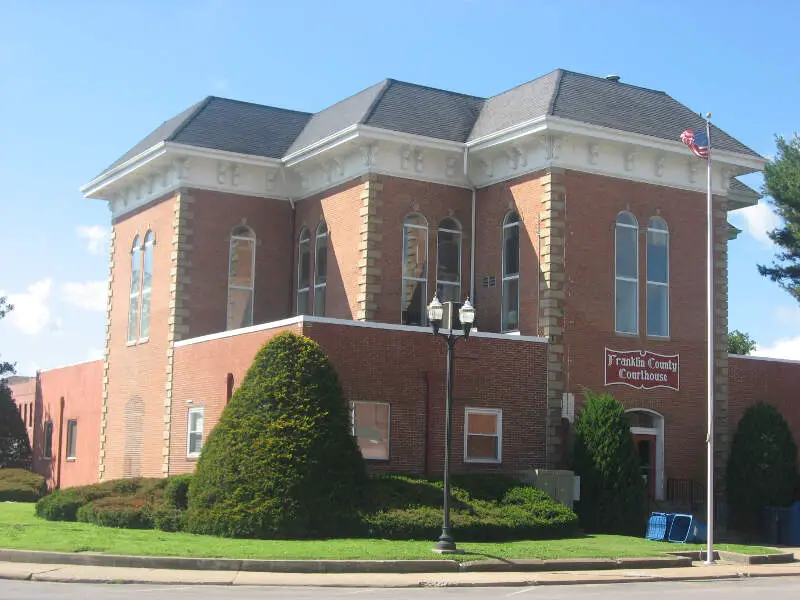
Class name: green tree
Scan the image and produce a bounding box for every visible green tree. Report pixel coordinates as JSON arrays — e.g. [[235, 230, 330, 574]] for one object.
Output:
[[0, 296, 29, 470], [0, 296, 15, 379], [728, 329, 757, 355], [187, 332, 367, 539], [726, 402, 798, 532], [571, 389, 645, 535], [759, 135, 800, 300]]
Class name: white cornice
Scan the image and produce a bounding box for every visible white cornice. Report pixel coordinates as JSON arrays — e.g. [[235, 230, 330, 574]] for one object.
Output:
[[80, 142, 167, 197], [165, 142, 282, 168]]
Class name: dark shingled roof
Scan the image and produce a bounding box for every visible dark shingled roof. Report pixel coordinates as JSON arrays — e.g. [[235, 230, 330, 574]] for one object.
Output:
[[94, 69, 762, 182]]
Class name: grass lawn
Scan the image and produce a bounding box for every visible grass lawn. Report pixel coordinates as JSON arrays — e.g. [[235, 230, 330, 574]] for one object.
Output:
[[0, 502, 774, 561]]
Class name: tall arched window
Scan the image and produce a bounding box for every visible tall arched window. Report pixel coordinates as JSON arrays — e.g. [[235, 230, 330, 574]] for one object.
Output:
[[647, 217, 669, 337], [139, 230, 154, 339], [127, 235, 141, 342], [402, 213, 428, 326], [501, 212, 520, 332], [436, 217, 462, 303], [615, 211, 639, 334], [226, 225, 255, 330], [297, 227, 311, 315], [314, 221, 328, 316]]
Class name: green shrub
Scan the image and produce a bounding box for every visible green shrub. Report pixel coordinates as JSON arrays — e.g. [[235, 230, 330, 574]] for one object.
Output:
[[0, 468, 46, 502], [361, 474, 579, 541], [149, 506, 187, 532], [726, 402, 799, 532], [571, 389, 645, 535], [187, 333, 367, 539], [164, 474, 193, 510], [0, 384, 32, 470], [77, 496, 153, 529], [35, 490, 85, 521]]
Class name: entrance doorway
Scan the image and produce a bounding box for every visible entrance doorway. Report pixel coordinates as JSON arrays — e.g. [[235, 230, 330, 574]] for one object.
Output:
[[626, 409, 665, 500]]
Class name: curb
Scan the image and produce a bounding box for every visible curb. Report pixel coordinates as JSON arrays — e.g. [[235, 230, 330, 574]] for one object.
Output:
[[0, 549, 693, 573]]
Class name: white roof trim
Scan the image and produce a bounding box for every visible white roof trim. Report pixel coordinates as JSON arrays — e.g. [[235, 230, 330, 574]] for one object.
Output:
[[174, 314, 547, 348], [729, 353, 800, 366], [80, 142, 167, 197], [165, 142, 283, 168]]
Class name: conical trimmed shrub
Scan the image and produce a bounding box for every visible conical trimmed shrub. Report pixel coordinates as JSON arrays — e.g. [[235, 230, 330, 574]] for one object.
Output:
[[726, 402, 798, 532], [187, 332, 367, 539], [0, 383, 32, 470], [571, 389, 645, 534]]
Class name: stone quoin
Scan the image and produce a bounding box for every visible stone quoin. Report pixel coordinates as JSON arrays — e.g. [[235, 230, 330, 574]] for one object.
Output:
[[7, 69, 799, 514]]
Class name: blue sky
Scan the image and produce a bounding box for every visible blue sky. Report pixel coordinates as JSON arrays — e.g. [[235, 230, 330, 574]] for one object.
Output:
[[1, 0, 798, 374]]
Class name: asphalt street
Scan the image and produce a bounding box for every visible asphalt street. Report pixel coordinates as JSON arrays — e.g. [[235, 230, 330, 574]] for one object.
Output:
[[1, 578, 799, 599]]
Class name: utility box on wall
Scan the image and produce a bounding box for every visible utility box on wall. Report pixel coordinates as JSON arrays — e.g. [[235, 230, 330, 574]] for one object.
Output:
[[518, 469, 579, 508]]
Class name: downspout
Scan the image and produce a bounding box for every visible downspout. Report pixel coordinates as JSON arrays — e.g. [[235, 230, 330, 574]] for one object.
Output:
[[463, 149, 477, 301], [281, 165, 297, 318], [56, 397, 64, 489]]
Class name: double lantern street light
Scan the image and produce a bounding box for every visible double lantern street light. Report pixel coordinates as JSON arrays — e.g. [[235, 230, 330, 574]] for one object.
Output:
[[426, 294, 476, 554]]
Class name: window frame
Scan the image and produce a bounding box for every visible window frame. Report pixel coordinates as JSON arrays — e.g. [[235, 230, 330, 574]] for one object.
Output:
[[313, 221, 328, 316], [139, 230, 154, 341], [401, 213, 429, 326], [297, 227, 311, 315], [614, 211, 639, 335], [646, 217, 670, 338], [226, 225, 256, 331], [186, 406, 205, 458], [43, 420, 53, 459], [436, 217, 462, 304], [501, 212, 521, 333], [349, 401, 391, 461], [66, 419, 78, 460], [464, 407, 503, 464], [127, 235, 142, 343]]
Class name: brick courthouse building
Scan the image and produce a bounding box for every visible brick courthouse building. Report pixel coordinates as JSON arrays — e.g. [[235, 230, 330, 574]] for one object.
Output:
[[10, 70, 800, 510]]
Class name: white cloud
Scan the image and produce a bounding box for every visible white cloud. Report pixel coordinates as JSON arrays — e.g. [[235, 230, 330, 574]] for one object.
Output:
[[737, 201, 781, 246], [61, 281, 108, 312], [3, 279, 53, 335], [754, 336, 800, 361], [774, 305, 800, 328], [87, 347, 105, 361], [76, 225, 110, 255]]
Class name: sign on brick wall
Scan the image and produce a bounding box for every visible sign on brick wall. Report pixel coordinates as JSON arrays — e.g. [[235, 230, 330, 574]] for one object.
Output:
[[604, 347, 680, 391]]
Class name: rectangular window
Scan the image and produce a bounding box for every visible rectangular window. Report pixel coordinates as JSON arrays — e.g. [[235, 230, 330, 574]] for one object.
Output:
[[66, 420, 77, 460], [350, 402, 390, 460], [187, 407, 204, 458], [43, 420, 53, 459], [464, 408, 502, 463]]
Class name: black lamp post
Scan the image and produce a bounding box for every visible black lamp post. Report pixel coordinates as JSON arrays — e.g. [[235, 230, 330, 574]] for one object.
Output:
[[426, 294, 475, 554]]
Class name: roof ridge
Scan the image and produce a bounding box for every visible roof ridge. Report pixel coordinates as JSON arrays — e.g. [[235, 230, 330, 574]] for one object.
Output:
[[547, 69, 565, 116], [166, 96, 214, 143], [203, 95, 313, 116], [559, 69, 668, 95], [386, 78, 486, 101], [359, 79, 392, 124]]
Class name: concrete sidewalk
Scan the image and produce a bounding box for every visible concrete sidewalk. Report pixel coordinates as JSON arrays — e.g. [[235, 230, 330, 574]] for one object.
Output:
[[2, 560, 800, 587]]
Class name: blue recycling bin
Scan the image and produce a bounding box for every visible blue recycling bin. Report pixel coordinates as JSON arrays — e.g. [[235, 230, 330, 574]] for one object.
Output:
[[646, 512, 672, 541]]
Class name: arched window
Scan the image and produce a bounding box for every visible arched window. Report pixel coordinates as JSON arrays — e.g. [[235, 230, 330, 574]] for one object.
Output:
[[402, 213, 428, 326], [647, 217, 669, 337], [127, 235, 141, 342], [615, 211, 638, 334], [226, 225, 255, 330], [436, 217, 462, 303], [501, 212, 520, 332], [139, 230, 154, 339], [313, 221, 328, 316], [297, 227, 311, 315]]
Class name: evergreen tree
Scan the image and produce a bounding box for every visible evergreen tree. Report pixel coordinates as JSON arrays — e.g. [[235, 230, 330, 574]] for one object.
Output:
[[0, 296, 29, 469], [187, 332, 367, 539], [571, 389, 645, 534]]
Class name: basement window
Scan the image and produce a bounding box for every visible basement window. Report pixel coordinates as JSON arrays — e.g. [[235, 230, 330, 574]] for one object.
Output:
[[350, 402, 390, 460], [464, 408, 502, 464]]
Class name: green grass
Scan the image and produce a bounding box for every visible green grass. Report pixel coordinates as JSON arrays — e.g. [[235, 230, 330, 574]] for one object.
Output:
[[0, 503, 774, 561]]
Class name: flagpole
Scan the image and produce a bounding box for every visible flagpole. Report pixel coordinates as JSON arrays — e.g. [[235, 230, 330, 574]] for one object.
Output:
[[705, 114, 715, 565]]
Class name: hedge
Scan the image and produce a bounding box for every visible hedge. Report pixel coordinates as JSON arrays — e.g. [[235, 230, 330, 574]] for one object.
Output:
[[0, 468, 46, 502], [77, 496, 153, 529]]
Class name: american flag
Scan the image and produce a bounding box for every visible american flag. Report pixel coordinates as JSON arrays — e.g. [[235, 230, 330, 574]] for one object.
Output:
[[680, 128, 710, 159]]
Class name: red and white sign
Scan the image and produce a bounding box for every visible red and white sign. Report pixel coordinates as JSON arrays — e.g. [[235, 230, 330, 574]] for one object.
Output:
[[604, 348, 680, 391]]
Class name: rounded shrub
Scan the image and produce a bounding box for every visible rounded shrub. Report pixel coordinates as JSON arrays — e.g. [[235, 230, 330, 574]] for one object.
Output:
[[77, 496, 153, 529], [187, 332, 367, 539], [0, 468, 46, 502], [35, 490, 85, 521], [726, 402, 799, 532], [571, 389, 645, 534]]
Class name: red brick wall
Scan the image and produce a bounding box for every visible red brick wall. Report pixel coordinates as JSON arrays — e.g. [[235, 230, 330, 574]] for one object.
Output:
[[104, 193, 177, 480], [372, 177, 473, 326], [474, 172, 545, 335], [559, 171, 727, 483], [169, 319, 548, 476], [8, 376, 36, 449], [293, 180, 363, 320], [183, 189, 293, 337], [728, 356, 800, 453]]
